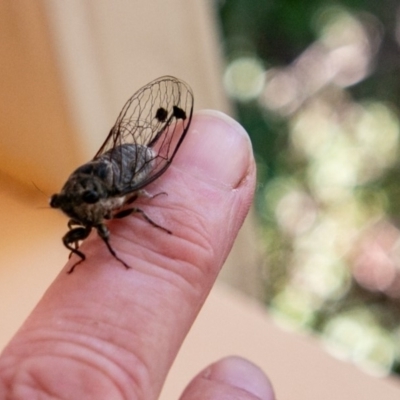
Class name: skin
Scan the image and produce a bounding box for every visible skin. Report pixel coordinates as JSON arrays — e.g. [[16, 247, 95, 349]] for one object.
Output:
[[0, 111, 275, 400]]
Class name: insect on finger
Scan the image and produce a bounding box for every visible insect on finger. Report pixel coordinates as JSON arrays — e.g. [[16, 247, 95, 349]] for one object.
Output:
[[50, 76, 194, 272]]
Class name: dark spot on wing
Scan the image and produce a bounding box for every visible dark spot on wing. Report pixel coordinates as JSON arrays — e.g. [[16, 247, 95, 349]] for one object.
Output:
[[173, 106, 186, 120], [155, 107, 168, 122]]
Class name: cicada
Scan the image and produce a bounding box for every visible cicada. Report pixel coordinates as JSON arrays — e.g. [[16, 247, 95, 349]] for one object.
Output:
[[50, 76, 194, 273]]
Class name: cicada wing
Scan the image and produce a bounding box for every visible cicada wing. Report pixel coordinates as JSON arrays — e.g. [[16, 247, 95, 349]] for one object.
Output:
[[94, 76, 193, 194]]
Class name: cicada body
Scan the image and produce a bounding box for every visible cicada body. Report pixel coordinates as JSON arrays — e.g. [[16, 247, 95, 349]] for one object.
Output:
[[50, 76, 194, 273]]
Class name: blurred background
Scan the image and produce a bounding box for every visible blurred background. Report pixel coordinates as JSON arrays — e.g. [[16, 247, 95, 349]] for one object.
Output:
[[1, 0, 400, 398], [217, 0, 400, 378]]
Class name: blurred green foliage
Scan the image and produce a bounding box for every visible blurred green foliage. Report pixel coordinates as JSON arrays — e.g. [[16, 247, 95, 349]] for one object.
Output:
[[217, 0, 400, 376]]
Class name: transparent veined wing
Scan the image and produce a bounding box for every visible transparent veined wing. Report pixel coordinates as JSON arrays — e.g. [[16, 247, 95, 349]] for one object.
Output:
[[95, 76, 194, 194]]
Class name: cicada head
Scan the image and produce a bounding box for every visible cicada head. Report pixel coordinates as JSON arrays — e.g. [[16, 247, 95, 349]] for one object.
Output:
[[50, 167, 115, 225]]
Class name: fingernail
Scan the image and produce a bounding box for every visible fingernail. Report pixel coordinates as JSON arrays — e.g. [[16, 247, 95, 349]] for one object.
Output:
[[175, 110, 253, 188], [205, 356, 275, 399]]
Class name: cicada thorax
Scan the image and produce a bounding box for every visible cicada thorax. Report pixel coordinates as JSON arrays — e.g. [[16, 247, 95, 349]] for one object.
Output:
[[98, 143, 157, 194]]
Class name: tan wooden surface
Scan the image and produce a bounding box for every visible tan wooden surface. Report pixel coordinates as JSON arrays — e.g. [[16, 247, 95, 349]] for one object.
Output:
[[162, 285, 400, 399]]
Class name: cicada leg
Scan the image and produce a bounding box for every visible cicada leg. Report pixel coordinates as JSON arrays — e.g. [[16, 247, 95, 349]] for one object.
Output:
[[62, 224, 92, 273], [124, 190, 167, 206], [113, 207, 172, 234], [95, 223, 131, 269]]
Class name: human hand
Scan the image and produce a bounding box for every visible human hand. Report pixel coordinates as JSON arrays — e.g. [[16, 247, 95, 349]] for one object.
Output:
[[0, 111, 275, 399]]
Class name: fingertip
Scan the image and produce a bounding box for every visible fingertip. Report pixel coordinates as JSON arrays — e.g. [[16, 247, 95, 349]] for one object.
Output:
[[181, 356, 275, 400], [175, 110, 255, 189], [207, 356, 275, 400]]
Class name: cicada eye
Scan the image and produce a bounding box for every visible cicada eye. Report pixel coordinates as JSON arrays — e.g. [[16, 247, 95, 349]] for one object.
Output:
[[82, 190, 100, 204], [49, 194, 60, 208]]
